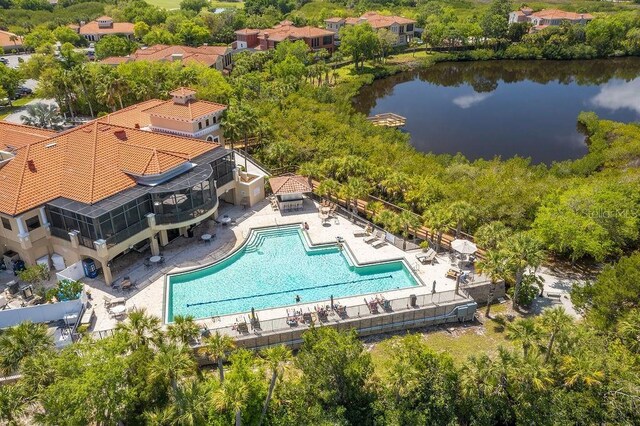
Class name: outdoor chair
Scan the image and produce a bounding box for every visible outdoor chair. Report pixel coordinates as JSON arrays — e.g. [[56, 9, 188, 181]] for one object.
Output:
[[416, 248, 437, 265], [372, 239, 387, 249], [364, 233, 379, 244]]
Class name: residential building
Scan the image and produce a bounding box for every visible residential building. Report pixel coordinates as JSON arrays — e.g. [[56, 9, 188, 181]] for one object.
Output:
[[235, 20, 335, 52], [508, 8, 594, 31], [0, 30, 23, 52], [324, 12, 417, 46], [0, 89, 265, 286], [101, 44, 234, 72], [75, 16, 135, 42]]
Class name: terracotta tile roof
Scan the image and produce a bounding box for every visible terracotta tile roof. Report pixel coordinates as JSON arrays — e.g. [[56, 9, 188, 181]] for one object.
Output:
[[359, 12, 416, 29], [141, 99, 227, 122], [95, 15, 113, 21], [531, 9, 593, 20], [0, 119, 220, 216], [269, 175, 312, 195], [0, 122, 56, 151], [325, 17, 344, 23], [0, 30, 23, 48], [79, 20, 134, 35], [257, 23, 334, 42], [101, 44, 229, 67], [97, 99, 164, 128], [100, 56, 131, 65]]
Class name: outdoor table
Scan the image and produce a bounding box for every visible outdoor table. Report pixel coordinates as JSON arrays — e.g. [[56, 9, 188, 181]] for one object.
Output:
[[110, 304, 126, 315], [149, 255, 162, 263], [220, 215, 232, 225], [320, 206, 330, 214], [201, 234, 212, 242]]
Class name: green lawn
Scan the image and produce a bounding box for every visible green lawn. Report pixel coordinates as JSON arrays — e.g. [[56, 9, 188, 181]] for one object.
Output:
[[370, 305, 516, 376], [145, 0, 243, 9], [0, 96, 35, 120]]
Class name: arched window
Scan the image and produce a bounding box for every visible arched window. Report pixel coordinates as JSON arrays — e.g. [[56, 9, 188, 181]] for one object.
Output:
[[206, 135, 214, 142]]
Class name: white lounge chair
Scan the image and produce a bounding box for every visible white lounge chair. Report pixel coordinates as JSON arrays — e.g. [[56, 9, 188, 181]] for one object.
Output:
[[364, 231, 381, 244], [353, 228, 368, 237], [372, 239, 387, 249], [416, 248, 437, 265]]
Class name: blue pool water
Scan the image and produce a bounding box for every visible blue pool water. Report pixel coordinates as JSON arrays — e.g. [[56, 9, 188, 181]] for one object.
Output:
[[166, 226, 418, 321]]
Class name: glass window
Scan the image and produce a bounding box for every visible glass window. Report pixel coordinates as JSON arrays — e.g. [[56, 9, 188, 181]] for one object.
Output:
[[407, 24, 414, 32], [49, 212, 65, 229], [1, 217, 11, 230], [206, 119, 210, 127], [26, 216, 40, 231], [112, 212, 127, 234], [198, 122, 203, 130], [125, 205, 139, 227], [323, 35, 333, 45]]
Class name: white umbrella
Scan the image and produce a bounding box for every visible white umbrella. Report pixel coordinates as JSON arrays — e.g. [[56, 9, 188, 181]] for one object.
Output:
[[451, 239, 477, 255]]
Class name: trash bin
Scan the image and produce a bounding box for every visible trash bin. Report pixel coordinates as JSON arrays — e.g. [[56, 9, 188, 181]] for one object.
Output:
[[82, 259, 98, 279], [410, 294, 417, 307]]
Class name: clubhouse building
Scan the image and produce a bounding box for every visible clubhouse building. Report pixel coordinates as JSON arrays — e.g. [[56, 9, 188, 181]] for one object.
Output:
[[0, 88, 265, 285]]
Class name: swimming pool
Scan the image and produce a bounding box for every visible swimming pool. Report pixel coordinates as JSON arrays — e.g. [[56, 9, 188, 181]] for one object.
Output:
[[166, 226, 419, 321]]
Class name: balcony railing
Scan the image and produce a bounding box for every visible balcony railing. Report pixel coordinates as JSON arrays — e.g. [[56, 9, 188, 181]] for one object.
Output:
[[155, 198, 218, 225], [50, 227, 71, 241], [105, 221, 149, 249]]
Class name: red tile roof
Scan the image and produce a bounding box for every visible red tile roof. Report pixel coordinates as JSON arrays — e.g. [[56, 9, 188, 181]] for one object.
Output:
[[141, 99, 227, 122], [97, 99, 164, 129], [170, 87, 197, 97], [0, 30, 23, 48], [531, 9, 593, 20], [0, 117, 220, 216], [100, 44, 229, 68], [79, 19, 134, 36], [0, 123, 56, 151], [269, 175, 312, 195], [239, 21, 334, 44], [325, 12, 416, 29]]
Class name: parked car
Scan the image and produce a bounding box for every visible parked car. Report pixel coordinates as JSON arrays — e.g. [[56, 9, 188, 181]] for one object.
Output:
[[0, 57, 8, 65], [17, 86, 32, 96]]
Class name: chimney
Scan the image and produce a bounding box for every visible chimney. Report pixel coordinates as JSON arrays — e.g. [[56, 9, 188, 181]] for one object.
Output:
[[134, 123, 140, 129], [264, 32, 269, 39], [171, 53, 183, 62], [27, 159, 36, 172]]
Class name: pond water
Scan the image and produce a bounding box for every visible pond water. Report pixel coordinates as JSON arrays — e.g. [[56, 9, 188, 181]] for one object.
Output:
[[353, 58, 640, 164]]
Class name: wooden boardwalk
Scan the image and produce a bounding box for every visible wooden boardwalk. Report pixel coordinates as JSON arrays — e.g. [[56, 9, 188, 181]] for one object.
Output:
[[367, 113, 406, 128]]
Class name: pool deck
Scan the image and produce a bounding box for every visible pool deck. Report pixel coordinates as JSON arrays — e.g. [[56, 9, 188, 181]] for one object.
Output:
[[86, 198, 488, 334]]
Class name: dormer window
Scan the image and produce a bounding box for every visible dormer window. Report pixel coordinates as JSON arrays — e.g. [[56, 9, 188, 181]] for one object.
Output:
[[206, 119, 210, 127], [198, 122, 203, 130], [213, 116, 217, 124]]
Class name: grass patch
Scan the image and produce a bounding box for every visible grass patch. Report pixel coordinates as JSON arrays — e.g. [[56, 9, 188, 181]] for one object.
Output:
[[144, 0, 243, 10], [0, 96, 35, 120], [370, 308, 516, 375]]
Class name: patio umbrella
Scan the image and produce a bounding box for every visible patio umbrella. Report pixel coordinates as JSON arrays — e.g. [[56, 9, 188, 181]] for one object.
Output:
[[451, 239, 477, 255]]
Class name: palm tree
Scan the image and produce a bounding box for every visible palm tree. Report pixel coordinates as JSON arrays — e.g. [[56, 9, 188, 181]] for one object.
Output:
[[258, 345, 292, 426], [199, 331, 236, 383], [340, 177, 370, 220], [314, 178, 340, 203], [115, 308, 161, 350], [397, 210, 421, 251], [448, 200, 476, 237], [0, 385, 26, 426], [506, 318, 542, 357], [167, 314, 200, 345], [20, 103, 64, 130], [222, 101, 259, 169], [474, 221, 510, 250], [540, 307, 573, 362], [477, 250, 509, 318], [71, 64, 95, 117], [149, 342, 197, 394], [147, 378, 210, 425], [213, 378, 249, 426], [503, 233, 545, 307], [0, 321, 53, 375], [422, 206, 453, 253], [376, 209, 400, 234]]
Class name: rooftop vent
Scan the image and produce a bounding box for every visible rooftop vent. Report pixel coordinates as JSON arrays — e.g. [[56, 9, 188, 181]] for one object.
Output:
[[114, 129, 127, 140], [27, 159, 36, 172], [45, 143, 57, 148]]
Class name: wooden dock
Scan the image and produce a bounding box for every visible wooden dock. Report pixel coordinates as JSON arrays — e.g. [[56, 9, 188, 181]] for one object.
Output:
[[366, 113, 406, 127]]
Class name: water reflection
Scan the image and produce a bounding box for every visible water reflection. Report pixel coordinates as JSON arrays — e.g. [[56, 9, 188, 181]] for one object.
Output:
[[590, 78, 640, 116], [353, 58, 640, 164], [452, 92, 493, 109]]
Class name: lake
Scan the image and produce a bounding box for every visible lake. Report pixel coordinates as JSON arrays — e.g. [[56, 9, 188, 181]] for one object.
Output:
[[353, 58, 640, 164]]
